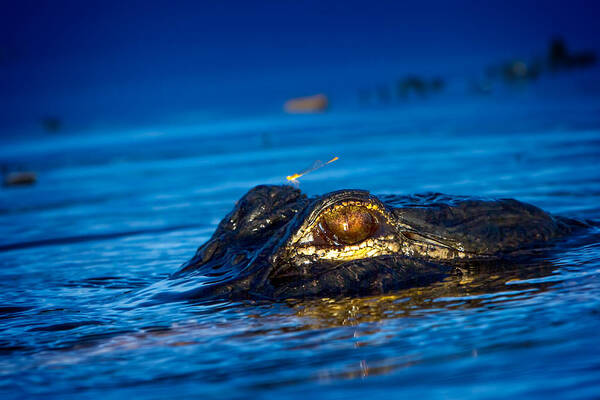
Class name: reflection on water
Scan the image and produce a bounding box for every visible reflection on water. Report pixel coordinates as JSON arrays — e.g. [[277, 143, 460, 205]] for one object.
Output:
[[1, 87, 600, 398], [292, 250, 578, 327]]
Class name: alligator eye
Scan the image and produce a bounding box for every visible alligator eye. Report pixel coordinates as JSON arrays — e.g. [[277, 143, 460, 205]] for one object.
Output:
[[319, 205, 379, 245]]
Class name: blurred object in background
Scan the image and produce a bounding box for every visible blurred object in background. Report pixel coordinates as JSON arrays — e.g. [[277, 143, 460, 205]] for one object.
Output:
[[548, 37, 597, 71], [500, 60, 541, 83], [397, 76, 427, 98], [41, 116, 62, 133], [359, 36, 599, 106], [3, 170, 37, 187], [397, 76, 445, 99], [431, 77, 445, 92], [358, 75, 447, 106], [485, 37, 597, 86], [284, 94, 329, 113]]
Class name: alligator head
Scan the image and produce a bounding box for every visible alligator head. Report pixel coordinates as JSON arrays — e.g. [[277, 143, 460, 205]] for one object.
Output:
[[172, 185, 576, 300]]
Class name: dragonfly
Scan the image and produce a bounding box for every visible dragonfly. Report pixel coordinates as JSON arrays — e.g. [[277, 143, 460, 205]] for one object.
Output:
[[286, 156, 339, 185]]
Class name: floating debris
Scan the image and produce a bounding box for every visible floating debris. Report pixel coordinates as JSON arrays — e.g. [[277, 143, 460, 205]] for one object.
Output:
[[284, 94, 329, 113], [286, 157, 339, 185], [3, 171, 37, 187]]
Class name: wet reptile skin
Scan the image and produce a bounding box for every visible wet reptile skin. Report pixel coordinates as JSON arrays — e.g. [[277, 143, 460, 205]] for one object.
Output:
[[173, 185, 582, 300]]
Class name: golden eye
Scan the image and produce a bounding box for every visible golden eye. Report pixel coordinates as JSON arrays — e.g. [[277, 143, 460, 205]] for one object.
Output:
[[319, 205, 379, 245]]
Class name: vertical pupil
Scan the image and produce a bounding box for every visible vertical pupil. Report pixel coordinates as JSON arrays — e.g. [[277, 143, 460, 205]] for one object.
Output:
[[322, 206, 378, 244]]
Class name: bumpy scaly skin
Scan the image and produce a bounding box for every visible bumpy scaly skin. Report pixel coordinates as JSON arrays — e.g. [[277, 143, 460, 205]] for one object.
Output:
[[172, 185, 580, 300]]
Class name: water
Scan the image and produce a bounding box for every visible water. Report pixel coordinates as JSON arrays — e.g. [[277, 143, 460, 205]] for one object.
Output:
[[1, 80, 600, 399]]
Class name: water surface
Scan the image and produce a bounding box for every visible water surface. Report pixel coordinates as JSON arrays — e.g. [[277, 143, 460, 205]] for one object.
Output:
[[1, 84, 600, 399]]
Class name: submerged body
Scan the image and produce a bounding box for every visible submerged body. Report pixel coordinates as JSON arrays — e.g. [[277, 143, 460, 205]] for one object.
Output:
[[175, 185, 581, 300]]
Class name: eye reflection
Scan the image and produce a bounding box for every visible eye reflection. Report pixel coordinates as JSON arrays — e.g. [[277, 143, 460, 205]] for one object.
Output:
[[319, 205, 379, 245]]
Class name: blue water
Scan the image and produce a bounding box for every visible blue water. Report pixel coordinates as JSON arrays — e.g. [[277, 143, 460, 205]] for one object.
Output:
[[1, 76, 600, 399]]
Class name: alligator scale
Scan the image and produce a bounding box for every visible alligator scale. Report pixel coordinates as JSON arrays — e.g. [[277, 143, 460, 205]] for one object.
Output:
[[173, 185, 581, 300]]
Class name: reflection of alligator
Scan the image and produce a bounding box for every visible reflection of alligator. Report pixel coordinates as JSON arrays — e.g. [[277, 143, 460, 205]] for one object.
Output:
[[173, 185, 584, 300], [292, 256, 565, 326]]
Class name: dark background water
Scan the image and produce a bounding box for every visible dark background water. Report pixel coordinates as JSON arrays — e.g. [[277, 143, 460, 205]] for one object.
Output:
[[2, 0, 600, 136], [1, 2, 600, 399]]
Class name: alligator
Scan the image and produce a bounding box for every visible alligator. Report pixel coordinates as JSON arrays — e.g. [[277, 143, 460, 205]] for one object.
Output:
[[172, 185, 583, 300]]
